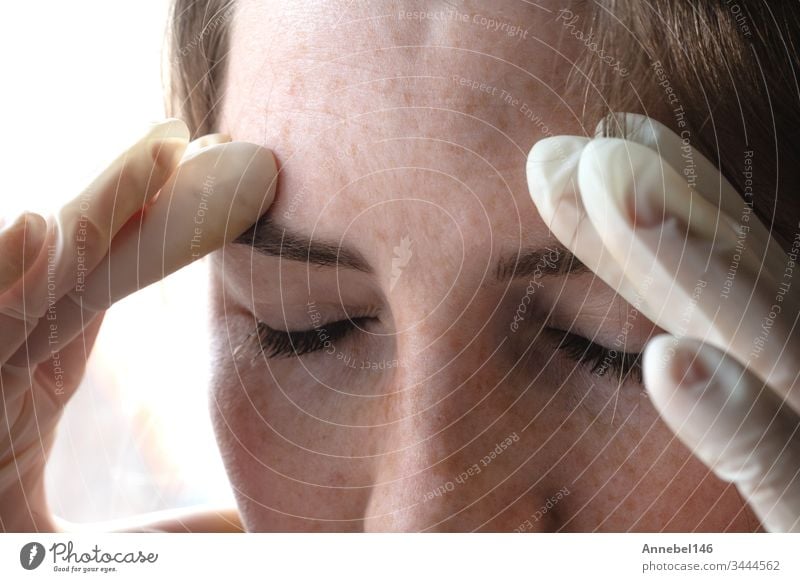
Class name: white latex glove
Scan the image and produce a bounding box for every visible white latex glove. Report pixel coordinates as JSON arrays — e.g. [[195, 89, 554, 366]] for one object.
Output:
[[0, 120, 277, 531], [527, 113, 800, 532]]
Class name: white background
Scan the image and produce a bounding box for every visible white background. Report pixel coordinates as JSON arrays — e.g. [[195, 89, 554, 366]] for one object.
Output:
[[1, 1, 234, 522], [1, 533, 798, 580]]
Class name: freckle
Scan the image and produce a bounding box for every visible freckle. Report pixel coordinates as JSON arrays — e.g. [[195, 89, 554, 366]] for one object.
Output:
[[330, 77, 348, 93]]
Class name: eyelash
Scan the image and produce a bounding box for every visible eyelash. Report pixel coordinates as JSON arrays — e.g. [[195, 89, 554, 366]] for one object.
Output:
[[250, 320, 643, 382], [550, 329, 643, 383], [254, 317, 370, 358]]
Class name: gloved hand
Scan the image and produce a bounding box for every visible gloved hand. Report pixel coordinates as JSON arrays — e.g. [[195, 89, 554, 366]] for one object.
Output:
[[0, 119, 277, 531], [527, 112, 800, 532]]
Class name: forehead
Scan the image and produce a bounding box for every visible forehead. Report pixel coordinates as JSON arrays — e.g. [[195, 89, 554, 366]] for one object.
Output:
[[219, 0, 585, 262]]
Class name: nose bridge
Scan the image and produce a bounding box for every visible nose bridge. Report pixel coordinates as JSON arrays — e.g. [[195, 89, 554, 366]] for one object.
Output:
[[362, 293, 507, 531], [391, 289, 493, 403]]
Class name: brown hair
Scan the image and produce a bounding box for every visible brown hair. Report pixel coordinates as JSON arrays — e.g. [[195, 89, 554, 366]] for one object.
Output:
[[579, 0, 800, 251], [166, 0, 800, 249], [166, 0, 234, 138]]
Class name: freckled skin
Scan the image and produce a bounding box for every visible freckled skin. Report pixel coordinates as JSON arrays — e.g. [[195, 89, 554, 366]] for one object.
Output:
[[208, 0, 760, 531]]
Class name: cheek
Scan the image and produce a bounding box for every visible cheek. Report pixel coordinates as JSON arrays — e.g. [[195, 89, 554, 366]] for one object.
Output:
[[557, 392, 755, 532], [209, 339, 385, 531], [207, 268, 267, 500], [207, 304, 257, 487]]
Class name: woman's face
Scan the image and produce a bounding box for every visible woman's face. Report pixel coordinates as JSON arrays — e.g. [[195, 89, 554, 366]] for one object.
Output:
[[209, 0, 758, 531]]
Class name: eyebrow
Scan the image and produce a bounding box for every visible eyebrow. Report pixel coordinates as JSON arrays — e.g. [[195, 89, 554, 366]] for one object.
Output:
[[233, 216, 372, 273], [494, 246, 591, 281], [233, 216, 590, 280]]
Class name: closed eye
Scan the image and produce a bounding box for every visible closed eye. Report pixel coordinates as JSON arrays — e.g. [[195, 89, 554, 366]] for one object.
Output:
[[549, 328, 643, 384], [247, 317, 644, 383], [254, 317, 373, 358]]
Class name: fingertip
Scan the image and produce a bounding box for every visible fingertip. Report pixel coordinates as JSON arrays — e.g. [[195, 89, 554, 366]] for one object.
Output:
[[643, 334, 704, 394], [146, 118, 191, 143], [172, 140, 279, 243], [182, 140, 277, 193], [526, 135, 640, 298], [225, 141, 279, 210], [580, 137, 724, 241], [593, 112, 656, 142], [526, 136, 588, 217], [642, 334, 674, 394], [75, 141, 280, 309], [527, 135, 586, 164], [642, 335, 725, 436], [183, 133, 233, 158], [143, 119, 192, 195]]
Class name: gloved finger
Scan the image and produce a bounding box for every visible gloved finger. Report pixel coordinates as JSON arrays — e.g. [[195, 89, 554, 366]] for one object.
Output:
[[0, 213, 47, 295], [0, 312, 104, 493], [577, 138, 799, 410], [596, 113, 785, 277], [645, 335, 800, 533], [183, 133, 231, 158], [1, 311, 104, 415], [0, 120, 189, 364], [528, 114, 787, 321], [526, 118, 732, 318], [53, 119, 190, 303], [8, 141, 277, 365], [80, 141, 278, 309], [527, 136, 629, 294], [527, 133, 697, 334], [596, 113, 746, 217], [56, 117, 190, 256]]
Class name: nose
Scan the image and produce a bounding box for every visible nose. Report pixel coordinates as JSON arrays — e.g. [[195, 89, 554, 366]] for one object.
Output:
[[361, 301, 555, 531]]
